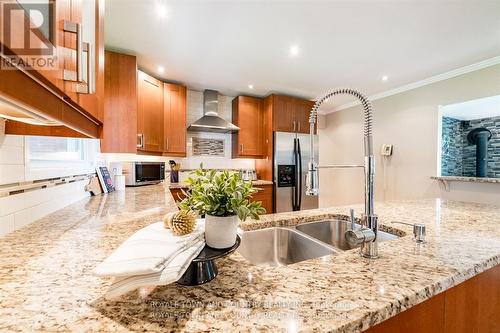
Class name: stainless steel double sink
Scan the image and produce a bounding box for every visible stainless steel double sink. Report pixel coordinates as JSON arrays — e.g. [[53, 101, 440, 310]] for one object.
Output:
[[237, 219, 398, 266]]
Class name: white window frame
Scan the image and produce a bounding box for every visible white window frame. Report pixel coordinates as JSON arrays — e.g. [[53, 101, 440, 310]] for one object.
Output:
[[24, 136, 99, 181]]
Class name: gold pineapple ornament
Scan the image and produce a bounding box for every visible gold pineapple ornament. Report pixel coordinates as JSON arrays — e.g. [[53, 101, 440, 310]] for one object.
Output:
[[163, 210, 197, 236]]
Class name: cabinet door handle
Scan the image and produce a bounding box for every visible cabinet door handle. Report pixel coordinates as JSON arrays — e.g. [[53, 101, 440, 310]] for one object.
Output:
[[298, 121, 301, 132], [292, 121, 296, 132], [165, 138, 169, 151], [137, 134, 144, 148], [240, 144, 244, 153], [75, 42, 94, 94], [62, 21, 83, 83]]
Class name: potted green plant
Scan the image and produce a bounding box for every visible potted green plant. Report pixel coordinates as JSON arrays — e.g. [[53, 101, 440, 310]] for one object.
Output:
[[178, 168, 266, 249]]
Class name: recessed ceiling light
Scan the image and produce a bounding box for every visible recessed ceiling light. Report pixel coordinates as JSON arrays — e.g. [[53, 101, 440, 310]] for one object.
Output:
[[248, 84, 253, 89], [156, 2, 167, 18], [381, 75, 389, 82], [158, 66, 165, 74], [289, 45, 300, 57]]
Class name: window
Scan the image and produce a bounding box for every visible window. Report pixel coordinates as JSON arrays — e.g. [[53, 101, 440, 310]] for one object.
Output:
[[25, 136, 99, 180], [28, 137, 84, 164]]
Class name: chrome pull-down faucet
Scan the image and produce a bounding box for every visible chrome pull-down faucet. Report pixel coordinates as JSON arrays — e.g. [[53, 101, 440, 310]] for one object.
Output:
[[305, 88, 379, 259]]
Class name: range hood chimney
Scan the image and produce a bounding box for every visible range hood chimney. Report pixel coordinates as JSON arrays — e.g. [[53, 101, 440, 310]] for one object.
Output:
[[187, 90, 239, 133]]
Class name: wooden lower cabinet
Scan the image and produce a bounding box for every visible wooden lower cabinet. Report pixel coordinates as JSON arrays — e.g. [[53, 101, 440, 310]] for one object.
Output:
[[251, 184, 273, 214], [365, 265, 500, 333]]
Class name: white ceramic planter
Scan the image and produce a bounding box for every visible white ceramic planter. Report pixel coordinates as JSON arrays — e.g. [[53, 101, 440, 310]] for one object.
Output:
[[204, 215, 239, 249]]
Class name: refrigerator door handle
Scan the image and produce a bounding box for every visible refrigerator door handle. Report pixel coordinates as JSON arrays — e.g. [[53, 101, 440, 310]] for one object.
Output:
[[291, 138, 297, 210], [297, 137, 303, 210]]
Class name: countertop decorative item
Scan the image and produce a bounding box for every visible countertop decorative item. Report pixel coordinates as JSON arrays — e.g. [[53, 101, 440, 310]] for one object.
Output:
[[96, 166, 115, 193], [178, 166, 265, 248], [163, 210, 197, 236]]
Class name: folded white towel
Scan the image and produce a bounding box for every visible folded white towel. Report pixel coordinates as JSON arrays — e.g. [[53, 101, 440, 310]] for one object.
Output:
[[94, 220, 205, 277], [104, 238, 205, 299]]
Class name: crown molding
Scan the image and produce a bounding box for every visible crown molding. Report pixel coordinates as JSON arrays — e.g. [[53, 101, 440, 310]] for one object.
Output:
[[323, 55, 500, 114]]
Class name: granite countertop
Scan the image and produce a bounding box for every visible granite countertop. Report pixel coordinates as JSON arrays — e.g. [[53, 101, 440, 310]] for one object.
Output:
[[168, 179, 273, 189], [0, 184, 499, 332], [431, 175, 500, 184]]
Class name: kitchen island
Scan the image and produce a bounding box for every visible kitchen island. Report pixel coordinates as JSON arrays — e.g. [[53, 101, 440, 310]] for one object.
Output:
[[0, 183, 498, 332]]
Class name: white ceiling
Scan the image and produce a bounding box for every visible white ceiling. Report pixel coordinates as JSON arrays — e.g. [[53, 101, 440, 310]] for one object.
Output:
[[442, 95, 500, 120], [105, 0, 500, 112]]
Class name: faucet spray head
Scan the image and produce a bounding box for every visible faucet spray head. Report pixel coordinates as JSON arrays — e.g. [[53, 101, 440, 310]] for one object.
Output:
[[306, 162, 319, 196]]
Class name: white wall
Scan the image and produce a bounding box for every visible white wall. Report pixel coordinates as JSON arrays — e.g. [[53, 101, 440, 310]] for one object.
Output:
[[100, 90, 255, 170], [318, 63, 500, 207]]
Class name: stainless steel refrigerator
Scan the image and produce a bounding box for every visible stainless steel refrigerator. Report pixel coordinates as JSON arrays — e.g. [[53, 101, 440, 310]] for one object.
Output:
[[274, 131, 319, 212]]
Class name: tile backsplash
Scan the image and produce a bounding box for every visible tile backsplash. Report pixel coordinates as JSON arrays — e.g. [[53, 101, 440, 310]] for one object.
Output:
[[0, 134, 92, 237], [192, 137, 225, 156]]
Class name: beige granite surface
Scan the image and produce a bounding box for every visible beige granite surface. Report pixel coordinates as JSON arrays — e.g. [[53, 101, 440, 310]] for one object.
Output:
[[431, 175, 500, 184], [0, 184, 499, 332]]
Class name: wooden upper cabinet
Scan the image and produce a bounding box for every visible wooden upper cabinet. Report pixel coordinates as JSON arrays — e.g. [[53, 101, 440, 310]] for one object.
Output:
[[272, 95, 295, 132], [0, 0, 67, 93], [163, 83, 187, 157], [232, 96, 264, 158], [103, 62, 187, 155], [272, 95, 316, 134], [0, 0, 104, 138], [101, 51, 138, 153], [61, 0, 103, 118], [294, 99, 316, 134], [137, 71, 164, 154], [76, 0, 105, 120]]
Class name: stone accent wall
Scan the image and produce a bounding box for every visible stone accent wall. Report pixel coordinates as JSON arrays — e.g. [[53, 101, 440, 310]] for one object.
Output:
[[462, 116, 500, 177], [441, 115, 500, 177], [441, 117, 463, 176]]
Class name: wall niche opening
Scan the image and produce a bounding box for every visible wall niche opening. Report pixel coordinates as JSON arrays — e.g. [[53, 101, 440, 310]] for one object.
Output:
[[439, 95, 500, 178]]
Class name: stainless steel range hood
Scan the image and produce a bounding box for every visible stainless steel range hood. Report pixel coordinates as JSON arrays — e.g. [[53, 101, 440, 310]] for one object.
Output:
[[187, 90, 239, 133]]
